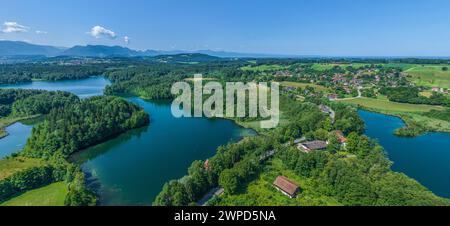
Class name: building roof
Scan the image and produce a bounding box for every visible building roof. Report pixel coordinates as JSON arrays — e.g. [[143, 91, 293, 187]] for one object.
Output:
[[319, 104, 332, 113], [301, 140, 328, 151], [334, 130, 347, 143], [273, 176, 299, 196], [204, 159, 211, 170]]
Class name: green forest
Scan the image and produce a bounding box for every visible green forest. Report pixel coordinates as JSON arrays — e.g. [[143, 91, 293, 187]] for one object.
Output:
[[0, 56, 449, 206]]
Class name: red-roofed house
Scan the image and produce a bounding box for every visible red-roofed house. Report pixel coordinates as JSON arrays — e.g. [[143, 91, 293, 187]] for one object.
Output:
[[273, 176, 299, 198]]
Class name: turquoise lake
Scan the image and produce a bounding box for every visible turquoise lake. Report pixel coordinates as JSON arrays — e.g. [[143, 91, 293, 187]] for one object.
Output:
[[0, 77, 110, 159], [1, 77, 449, 204], [0, 77, 256, 205], [359, 110, 450, 199]]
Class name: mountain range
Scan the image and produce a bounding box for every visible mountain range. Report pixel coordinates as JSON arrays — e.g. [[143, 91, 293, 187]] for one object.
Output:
[[0, 40, 298, 58]]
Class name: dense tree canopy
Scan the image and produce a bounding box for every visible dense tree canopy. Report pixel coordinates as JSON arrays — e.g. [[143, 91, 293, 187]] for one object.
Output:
[[24, 96, 149, 158]]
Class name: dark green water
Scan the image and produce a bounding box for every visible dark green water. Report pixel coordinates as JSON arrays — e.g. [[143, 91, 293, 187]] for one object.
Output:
[[2, 77, 447, 203], [359, 110, 450, 199], [71, 97, 255, 205], [0, 77, 255, 205]]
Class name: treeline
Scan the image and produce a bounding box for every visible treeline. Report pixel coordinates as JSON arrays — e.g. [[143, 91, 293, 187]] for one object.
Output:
[[1, 96, 150, 205], [153, 97, 366, 206], [24, 96, 150, 158], [12, 91, 79, 117], [279, 132, 448, 205], [0, 64, 106, 84], [0, 165, 61, 202], [153, 136, 274, 206], [0, 89, 78, 117], [380, 87, 450, 107], [154, 94, 449, 206], [103, 61, 263, 100]]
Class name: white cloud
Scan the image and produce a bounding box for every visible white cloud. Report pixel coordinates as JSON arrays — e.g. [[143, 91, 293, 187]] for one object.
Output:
[[88, 25, 117, 39], [2, 21, 29, 33], [124, 36, 130, 44], [35, 30, 48, 35]]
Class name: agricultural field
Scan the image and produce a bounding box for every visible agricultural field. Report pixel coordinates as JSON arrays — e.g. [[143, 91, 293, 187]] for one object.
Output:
[[0, 182, 68, 206], [212, 159, 341, 206], [339, 97, 443, 113], [241, 64, 287, 72], [0, 157, 46, 180], [280, 81, 330, 93], [404, 65, 450, 88]]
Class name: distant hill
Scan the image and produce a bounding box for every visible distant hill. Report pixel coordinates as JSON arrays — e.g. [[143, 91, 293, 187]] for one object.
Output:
[[61, 45, 142, 57], [0, 41, 63, 56], [0, 40, 301, 58], [151, 53, 224, 63]]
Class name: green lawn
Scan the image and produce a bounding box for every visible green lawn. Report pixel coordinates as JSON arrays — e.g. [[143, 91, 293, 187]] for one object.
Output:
[[0, 157, 46, 180], [339, 97, 443, 113], [381, 63, 419, 70], [215, 158, 341, 206], [0, 182, 68, 206], [280, 81, 330, 93], [405, 65, 450, 88]]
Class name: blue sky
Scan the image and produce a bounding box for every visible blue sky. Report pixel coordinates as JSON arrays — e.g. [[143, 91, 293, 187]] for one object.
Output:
[[1, 0, 450, 56]]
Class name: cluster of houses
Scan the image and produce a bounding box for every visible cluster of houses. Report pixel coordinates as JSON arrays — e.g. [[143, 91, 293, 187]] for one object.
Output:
[[431, 87, 450, 94], [274, 70, 293, 77], [273, 130, 348, 198]]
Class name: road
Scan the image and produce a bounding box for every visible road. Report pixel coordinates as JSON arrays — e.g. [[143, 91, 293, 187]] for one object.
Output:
[[336, 86, 362, 101]]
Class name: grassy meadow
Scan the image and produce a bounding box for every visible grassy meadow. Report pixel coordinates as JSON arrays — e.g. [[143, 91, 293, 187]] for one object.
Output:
[[0, 182, 68, 206], [214, 158, 341, 206], [339, 97, 444, 113], [405, 65, 450, 88], [0, 157, 46, 180]]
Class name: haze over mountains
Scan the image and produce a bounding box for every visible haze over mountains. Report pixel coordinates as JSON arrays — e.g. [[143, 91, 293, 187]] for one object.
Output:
[[0, 40, 296, 58]]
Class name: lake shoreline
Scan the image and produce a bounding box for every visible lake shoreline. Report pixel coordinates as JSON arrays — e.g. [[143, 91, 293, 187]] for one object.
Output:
[[359, 109, 450, 199], [355, 105, 450, 137]]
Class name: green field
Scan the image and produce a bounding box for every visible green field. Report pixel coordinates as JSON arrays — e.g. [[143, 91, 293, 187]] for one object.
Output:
[[339, 97, 443, 113], [214, 158, 341, 206], [0, 182, 68, 206], [0, 157, 46, 180], [241, 64, 287, 72], [339, 97, 450, 133], [311, 63, 371, 71], [280, 81, 330, 92], [405, 65, 450, 88]]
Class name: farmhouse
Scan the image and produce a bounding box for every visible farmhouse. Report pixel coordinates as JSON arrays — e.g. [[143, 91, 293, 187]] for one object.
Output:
[[273, 176, 299, 198], [327, 94, 338, 101], [333, 130, 347, 144], [298, 140, 328, 153]]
